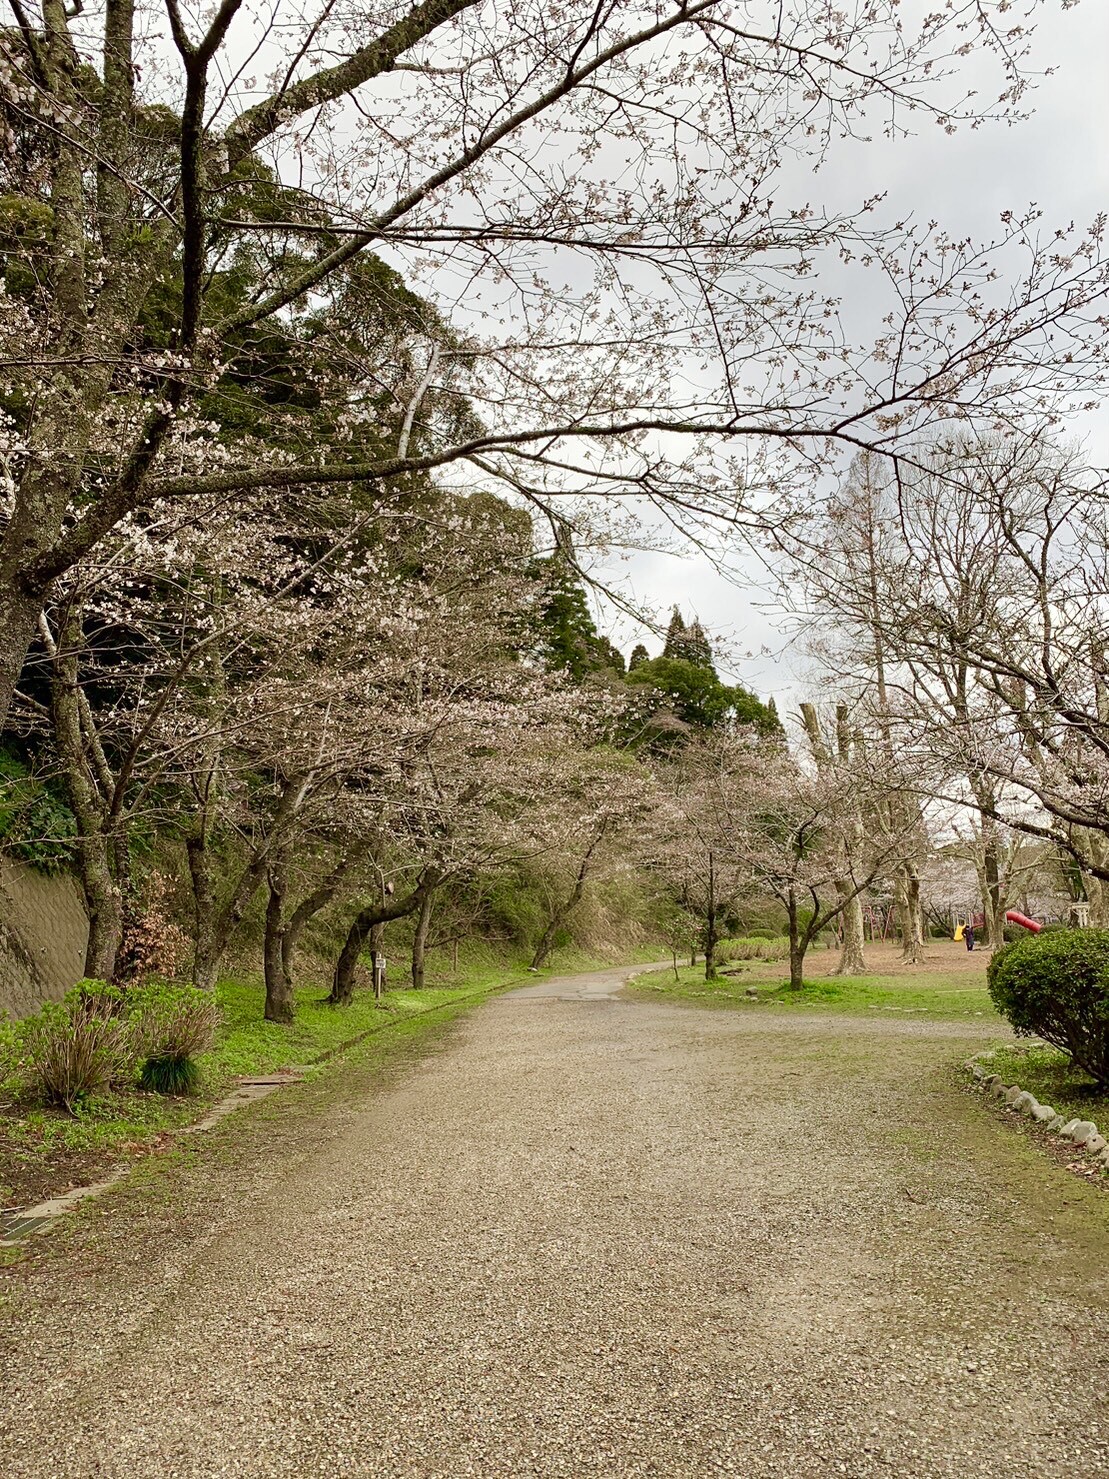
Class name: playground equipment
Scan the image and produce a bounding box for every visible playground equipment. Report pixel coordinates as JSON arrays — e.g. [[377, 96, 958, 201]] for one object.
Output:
[[1004, 909, 1042, 934]]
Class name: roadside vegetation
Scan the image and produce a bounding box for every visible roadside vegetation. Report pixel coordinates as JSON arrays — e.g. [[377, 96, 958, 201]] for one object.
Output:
[[1, 941, 660, 1212], [633, 942, 999, 1023], [980, 1043, 1109, 1125]]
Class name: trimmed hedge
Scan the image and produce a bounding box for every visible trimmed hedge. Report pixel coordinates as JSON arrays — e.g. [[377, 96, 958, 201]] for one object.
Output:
[[987, 930, 1109, 1088]]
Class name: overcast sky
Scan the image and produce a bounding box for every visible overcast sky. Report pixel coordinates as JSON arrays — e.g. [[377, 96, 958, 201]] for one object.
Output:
[[599, 0, 1109, 712]]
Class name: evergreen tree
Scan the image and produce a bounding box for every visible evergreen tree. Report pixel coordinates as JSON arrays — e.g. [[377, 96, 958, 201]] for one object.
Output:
[[682, 620, 716, 673], [661, 608, 715, 671], [626, 657, 779, 739], [628, 643, 650, 671], [533, 559, 625, 680], [662, 608, 688, 660]]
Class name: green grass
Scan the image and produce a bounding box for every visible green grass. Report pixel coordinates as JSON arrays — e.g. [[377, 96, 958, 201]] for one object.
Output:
[[632, 954, 999, 1021], [977, 1042, 1109, 1122], [2, 940, 658, 1163]]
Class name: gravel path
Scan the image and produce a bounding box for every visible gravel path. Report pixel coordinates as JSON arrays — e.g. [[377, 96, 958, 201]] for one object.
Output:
[[3, 965, 1109, 1477]]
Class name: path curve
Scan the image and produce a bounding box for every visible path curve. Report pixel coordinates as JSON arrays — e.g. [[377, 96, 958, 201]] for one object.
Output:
[[2, 964, 1108, 1477]]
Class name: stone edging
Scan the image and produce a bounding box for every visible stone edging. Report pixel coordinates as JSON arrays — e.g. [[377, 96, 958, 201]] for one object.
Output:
[[964, 1050, 1109, 1174]]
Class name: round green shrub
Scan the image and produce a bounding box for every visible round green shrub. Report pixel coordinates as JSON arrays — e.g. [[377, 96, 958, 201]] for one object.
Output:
[[987, 931, 1109, 1087]]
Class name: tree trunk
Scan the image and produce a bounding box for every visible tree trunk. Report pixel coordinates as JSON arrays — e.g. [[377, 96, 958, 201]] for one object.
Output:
[[0, 583, 45, 732], [411, 887, 434, 990], [983, 835, 1004, 948], [896, 864, 926, 963], [531, 821, 607, 970], [280, 847, 370, 992], [329, 875, 436, 1006], [786, 888, 805, 990], [833, 883, 867, 976], [331, 918, 368, 1007], [703, 848, 717, 982], [44, 605, 124, 981], [81, 841, 123, 980], [789, 944, 805, 991], [186, 823, 220, 990], [263, 861, 294, 1024]]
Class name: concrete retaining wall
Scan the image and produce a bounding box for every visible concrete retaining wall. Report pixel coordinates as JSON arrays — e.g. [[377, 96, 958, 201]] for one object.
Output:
[[0, 856, 88, 1019]]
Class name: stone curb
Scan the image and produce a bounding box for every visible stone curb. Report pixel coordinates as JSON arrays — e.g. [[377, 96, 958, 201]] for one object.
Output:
[[964, 1050, 1109, 1173]]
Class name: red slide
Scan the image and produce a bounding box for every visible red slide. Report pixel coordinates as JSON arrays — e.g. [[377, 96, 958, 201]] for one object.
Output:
[[1005, 910, 1042, 934]]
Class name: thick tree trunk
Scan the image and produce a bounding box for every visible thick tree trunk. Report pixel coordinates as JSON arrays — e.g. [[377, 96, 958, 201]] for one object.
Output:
[[331, 921, 367, 1008], [82, 863, 124, 976], [789, 945, 805, 991], [833, 883, 867, 976], [0, 582, 45, 730], [896, 864, 926, 963], [411, 887, 434, 990]]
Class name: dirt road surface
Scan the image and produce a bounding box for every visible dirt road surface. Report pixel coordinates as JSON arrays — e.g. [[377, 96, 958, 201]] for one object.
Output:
[[2, 964, 1107, 1477]]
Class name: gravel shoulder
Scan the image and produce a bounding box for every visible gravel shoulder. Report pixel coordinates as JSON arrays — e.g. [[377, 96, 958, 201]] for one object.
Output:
[[1, 964, 1107, 1477]]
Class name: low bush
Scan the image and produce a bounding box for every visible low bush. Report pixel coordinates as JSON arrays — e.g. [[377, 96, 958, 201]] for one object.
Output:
[[987, 930, 1109, 1087], [21, 984, 131, 1110], [0, 1016, 20, 1089], [16, 979, 221, 1110], [130, 982, 220, 1096]]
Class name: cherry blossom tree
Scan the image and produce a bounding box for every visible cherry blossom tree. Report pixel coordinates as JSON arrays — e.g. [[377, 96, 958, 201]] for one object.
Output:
[[0, 0, 1106, 730], [673, 727, 913, 988], [522, 748, 657, 971], [782, 438, 1109, 928]]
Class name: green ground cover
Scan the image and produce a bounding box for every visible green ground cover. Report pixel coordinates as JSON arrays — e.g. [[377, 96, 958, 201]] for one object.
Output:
[[632, 953, 999, 1021], [979, 1042, 1109, 1123], [2, 942, 659, 1184]]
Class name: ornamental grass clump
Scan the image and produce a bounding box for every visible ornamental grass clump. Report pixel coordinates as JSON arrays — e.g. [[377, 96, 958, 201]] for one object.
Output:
[[131, 984, 220, 1097], [987, 930, 1109, 1089], [21, 982, 131, 1110]]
